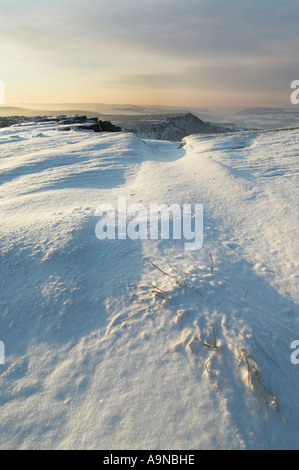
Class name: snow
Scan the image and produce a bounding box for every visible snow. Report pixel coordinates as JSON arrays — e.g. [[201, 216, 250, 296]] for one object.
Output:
[[0, 122, 298, 449], [116, 112, 231, 140]]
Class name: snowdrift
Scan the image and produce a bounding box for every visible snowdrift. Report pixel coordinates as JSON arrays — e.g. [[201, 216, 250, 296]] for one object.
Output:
[[0, 122, 298, 449]]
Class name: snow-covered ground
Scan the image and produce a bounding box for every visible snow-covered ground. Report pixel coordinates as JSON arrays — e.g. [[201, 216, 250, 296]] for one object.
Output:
[[0, 121, 298, 449]]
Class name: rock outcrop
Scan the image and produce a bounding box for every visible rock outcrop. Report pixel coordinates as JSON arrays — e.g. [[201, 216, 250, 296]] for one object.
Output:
[[119, 112, 232, 141], [0, 115, 122, 133]]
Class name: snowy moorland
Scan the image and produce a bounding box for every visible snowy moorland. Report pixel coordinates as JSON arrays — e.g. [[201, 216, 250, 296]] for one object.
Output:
[[0, 120, 298, 449]]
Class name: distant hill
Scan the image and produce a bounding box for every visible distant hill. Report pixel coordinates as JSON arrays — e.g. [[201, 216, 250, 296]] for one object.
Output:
[[0, 105, 105, 118], [235, 107, 299, 115], [118, 112, 233, 140]]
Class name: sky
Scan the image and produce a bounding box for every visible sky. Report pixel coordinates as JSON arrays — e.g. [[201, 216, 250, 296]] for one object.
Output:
[[0, 0, 299, 108]]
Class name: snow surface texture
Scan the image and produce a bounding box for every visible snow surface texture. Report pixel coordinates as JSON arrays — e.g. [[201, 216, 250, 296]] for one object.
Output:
[[0, 122, 298, 449]]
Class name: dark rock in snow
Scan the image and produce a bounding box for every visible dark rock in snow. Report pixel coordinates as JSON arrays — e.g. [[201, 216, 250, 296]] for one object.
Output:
[[0, 114, 122, 133], [99, 120, 122, 132]]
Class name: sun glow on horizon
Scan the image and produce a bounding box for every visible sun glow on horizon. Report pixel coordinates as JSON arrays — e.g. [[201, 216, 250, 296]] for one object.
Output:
[[0, 0, 298, 109]]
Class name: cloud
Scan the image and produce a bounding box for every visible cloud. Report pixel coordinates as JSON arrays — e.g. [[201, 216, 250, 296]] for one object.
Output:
[[1, 0, 298, 105], [2, 0, 298, 59]]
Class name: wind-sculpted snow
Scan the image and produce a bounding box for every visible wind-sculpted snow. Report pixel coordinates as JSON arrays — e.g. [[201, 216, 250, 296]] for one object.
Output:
[[0, 122, 298, 449]]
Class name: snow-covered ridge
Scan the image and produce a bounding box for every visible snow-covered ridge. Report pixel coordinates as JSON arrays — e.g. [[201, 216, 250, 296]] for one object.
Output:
[[0, 122, 298, 449], [119, 112, 233, 140], [0, 112, 234, 141]]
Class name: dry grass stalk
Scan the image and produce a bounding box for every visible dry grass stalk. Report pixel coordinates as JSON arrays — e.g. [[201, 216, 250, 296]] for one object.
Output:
[[240, 350, 261, 410], [184, 282, 207, 300], [145, 259, 208, 300], [152, 290, 171, 301], [240, 349, 286, 431], [148, 283, 165, 292], [205, 357, 212, 373], [160, 344, 177, 359], [130, 294, 152, 302], [168, 263, 184, 275], [150, 261, 180, 285], [209, 253, 214, 274], [244, 288, 250, 299], [203, 327, 221, 353], [187, 335, 201, 348], [120, 307, 148, 324]]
